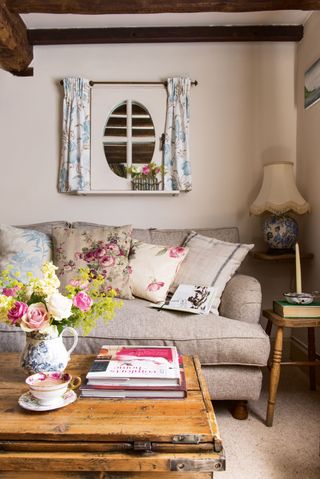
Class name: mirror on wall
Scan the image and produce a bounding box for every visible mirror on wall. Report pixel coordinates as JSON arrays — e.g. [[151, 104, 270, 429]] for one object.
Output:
[[103, 100, 156, 178]]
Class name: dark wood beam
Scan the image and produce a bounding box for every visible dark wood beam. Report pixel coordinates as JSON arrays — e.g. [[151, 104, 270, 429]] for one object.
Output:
[[28, 25, 304, 45], [0, 1, 33, 74], [8, 0, 320, 14]]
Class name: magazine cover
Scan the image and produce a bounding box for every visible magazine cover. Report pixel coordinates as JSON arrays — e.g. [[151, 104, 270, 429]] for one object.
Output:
[[150, 284, 216, 315], [86, 345, 180, 380]]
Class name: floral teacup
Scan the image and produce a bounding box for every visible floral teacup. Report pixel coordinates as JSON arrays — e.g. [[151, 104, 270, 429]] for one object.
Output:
[[26, 371, 81, 406]]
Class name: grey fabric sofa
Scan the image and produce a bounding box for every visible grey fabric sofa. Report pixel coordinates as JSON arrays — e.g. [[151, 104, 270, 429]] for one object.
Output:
[[0, 222, 270, 417]]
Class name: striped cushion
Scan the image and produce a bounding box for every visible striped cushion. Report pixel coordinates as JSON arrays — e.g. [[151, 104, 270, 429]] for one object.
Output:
[[171, 232, 254, 314]]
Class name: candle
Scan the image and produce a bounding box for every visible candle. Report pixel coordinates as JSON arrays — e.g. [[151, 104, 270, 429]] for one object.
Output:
[[295, 242, 302, 294]]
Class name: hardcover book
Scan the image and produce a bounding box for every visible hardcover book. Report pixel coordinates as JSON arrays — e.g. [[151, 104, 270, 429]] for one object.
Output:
[[86, 345, 181, 384], [150, 284, 216, 315], [81, 357, 186, 399], [273, 300, 320, 318]]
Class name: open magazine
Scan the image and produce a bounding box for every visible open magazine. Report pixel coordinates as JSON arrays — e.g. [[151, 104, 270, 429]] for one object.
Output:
[[150, 284, 216, 315]]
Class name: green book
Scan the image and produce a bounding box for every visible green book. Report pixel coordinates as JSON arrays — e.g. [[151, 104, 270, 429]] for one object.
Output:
[[273, 300, 320, 318]]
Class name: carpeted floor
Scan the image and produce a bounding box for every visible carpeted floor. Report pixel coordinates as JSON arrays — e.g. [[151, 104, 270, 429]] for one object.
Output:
[[214, 367, 320, 478]]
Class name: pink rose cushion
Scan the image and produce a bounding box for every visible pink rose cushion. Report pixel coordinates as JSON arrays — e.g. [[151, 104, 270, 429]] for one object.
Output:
[[129, 240, 189, 303], [52, 225, 133, 299]]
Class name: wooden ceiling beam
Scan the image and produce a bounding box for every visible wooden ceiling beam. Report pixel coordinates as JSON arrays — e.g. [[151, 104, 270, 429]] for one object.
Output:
[[28, 25, 304, 45], [7, 0, 320, 15], [0, 1, 33, 74]]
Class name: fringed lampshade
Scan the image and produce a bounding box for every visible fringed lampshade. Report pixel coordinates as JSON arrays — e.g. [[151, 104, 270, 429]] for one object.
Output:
[[250, 162, 310, 253]]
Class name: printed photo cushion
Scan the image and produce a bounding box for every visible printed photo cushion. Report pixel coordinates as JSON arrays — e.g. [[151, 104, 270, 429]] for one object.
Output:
[[171, 232, 254, 314], [52, 225, 133, 299], [129, 240, 189, 303], [0, 224, 52, 283]]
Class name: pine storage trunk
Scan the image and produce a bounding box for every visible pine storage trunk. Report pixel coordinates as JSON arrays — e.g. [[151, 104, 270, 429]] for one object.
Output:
[[0, 354, 225, 478]]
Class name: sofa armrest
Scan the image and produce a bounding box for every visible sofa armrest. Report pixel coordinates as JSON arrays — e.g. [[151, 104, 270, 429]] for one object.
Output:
[[219, 274, 262, 324]]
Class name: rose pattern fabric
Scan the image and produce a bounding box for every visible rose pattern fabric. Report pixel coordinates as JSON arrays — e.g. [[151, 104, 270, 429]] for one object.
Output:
[[52, 225, 133, 299], [129, 240, 188, 303]]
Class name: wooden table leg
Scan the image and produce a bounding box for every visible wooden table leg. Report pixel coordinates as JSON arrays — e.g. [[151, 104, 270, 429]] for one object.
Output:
[[266, 326, 284, 427], [308, 327, 316, 391]]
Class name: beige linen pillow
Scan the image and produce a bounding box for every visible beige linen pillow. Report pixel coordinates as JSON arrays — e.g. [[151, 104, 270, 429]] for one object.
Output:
[[129, 240, 189, 303], [52, 225, 133, 299], [172, 232, 254, 314]]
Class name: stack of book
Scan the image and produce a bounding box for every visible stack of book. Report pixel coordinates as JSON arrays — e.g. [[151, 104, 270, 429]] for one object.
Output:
[[80, 345, 186, 399], [273, 300, 320, 318]]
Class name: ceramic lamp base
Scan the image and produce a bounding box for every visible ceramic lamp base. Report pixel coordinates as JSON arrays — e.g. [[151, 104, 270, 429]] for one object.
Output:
[[263, 214, 298, 252]]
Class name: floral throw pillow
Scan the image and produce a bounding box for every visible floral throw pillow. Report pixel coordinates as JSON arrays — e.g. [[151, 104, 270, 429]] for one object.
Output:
[[52, 225, 133, 299], [0, 224, 52, 283], [129, 240, 189, 303]]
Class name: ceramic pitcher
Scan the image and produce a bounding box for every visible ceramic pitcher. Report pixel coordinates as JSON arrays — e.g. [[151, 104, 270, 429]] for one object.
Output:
[[20, 327, 78, 374]]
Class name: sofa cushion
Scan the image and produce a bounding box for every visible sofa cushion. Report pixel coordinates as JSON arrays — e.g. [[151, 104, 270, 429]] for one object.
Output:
[[76, 298, 270, 367], [71, 224, 240, 246], [0, 225, 52, 282], [171, 232, 253, 314], [129, 240, 189, 302], [52, 225, 133, 299]]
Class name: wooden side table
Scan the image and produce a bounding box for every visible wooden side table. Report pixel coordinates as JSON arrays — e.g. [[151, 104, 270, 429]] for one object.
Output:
[[263, 309, 320, 427]]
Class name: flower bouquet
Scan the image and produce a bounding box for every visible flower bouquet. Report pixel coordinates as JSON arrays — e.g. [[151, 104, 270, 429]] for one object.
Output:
[[126, 162, 165, 191], [0, 262, 122, 373]]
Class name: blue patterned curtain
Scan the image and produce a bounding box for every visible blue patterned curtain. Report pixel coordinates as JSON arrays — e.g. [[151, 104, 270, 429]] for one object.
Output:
[[58, 78, 91, 192], [163, 77, 191, 191]]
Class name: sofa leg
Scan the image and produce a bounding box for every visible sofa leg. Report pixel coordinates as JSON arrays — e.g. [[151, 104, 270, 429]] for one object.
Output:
[[231, 400, 248, 420]]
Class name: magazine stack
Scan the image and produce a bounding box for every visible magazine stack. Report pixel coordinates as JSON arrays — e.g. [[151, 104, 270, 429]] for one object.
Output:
[[80, 345, 186, 399]]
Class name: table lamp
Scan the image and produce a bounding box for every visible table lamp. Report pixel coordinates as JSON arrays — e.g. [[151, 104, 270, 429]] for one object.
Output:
[[249, 162, 310, 254]]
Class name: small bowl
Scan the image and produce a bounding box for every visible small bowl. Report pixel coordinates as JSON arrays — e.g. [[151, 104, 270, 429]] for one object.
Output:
[[283, 292, 314, 305]]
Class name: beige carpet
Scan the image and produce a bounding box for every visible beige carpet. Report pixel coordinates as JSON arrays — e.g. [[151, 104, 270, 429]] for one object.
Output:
[[214, 367, 320, 478]]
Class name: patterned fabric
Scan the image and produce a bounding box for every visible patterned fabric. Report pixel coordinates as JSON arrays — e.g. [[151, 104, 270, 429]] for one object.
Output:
[[52, 225, 133, 299], [58, 78, 91, 192], [0, 225, 52, 283], [129, 240, 189, 303], [163, 77, 192, 191], [171, 232, 254, 314]]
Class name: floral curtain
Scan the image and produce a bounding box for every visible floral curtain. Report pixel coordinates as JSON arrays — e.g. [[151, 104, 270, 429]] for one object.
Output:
[[58, 78, 91, 192], [163, 77, 191, 191]]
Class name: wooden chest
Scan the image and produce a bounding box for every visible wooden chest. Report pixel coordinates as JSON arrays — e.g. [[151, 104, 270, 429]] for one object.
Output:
[[0, 354, 225, 478]]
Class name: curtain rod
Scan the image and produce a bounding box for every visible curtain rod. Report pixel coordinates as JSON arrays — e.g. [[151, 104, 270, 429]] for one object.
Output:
[[59, 80, 198, 86]]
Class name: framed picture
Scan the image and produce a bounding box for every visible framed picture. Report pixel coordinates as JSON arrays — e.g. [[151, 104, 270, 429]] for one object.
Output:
[[304, 57, 320, 109]]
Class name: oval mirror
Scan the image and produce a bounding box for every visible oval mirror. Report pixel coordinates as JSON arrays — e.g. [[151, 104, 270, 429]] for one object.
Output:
[[103, 100, 156, 178]]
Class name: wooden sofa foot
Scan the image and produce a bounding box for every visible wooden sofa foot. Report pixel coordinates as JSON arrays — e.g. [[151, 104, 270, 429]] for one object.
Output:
[[231, 400, 248, 420]]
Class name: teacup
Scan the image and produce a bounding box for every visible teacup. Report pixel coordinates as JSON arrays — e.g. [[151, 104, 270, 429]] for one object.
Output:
[[26, 371, 81, 406]]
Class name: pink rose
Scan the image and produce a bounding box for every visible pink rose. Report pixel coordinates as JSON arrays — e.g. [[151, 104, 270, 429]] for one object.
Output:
[[83, 251, 96, 263], [7, 301, 28, 324], [94, 247, 107, 259], [146, 281, 165, 292], [73, 291, 93, 312], [21, 302, 49, 331], [106, 243, 120, 255], [169, 246, 186, 258], [100, 255, 115, 268], [142, 165, 151, 175], [2, 286, 20, 297]]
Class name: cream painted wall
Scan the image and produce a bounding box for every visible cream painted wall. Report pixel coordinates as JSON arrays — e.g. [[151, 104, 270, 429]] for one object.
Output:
[[296, 12, 320, 356], [0, 41, 297, 314]]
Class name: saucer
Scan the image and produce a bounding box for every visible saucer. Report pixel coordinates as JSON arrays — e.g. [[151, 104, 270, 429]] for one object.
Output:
[[18, 389, 77, 412]]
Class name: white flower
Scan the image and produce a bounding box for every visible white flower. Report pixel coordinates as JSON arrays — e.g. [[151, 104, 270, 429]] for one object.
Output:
[[46, 293, 72, 322]]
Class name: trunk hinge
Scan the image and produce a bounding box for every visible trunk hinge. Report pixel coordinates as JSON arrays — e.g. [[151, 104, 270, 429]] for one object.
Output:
[[172, 434, 201, 444], [133, 441, 153, 453]]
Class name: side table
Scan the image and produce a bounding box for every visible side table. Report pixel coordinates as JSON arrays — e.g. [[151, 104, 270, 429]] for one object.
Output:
[[263, 309, 320, 427]]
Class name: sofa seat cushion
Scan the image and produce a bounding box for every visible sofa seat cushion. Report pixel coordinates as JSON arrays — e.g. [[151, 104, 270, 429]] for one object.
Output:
[[80, 298, 270, 367]]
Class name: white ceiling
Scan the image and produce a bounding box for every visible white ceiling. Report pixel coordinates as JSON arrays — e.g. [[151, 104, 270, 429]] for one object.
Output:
[[22, 11, 312, 29]]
